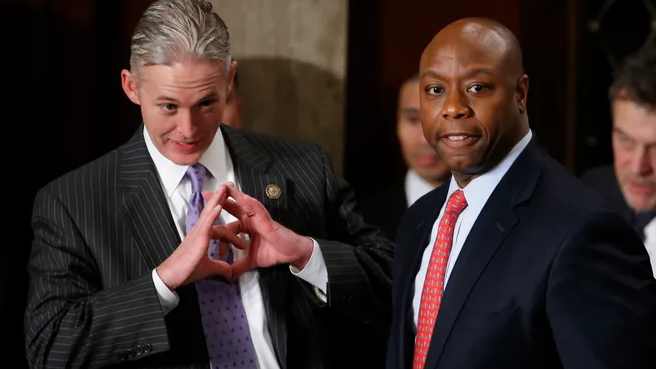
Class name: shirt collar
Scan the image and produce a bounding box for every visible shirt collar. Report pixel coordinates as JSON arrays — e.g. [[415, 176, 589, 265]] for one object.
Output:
[[143, 125, 228, 198]]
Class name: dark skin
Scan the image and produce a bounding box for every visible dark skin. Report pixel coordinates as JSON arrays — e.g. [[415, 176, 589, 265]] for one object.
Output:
[[419, 18, 530, 188]]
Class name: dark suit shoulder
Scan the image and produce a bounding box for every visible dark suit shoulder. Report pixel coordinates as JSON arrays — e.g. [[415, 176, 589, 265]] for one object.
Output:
[[579, 164, 615, 187], [532, 158, 620, 227], [238, 129, 326, 161], [38, 148, 120, 198]]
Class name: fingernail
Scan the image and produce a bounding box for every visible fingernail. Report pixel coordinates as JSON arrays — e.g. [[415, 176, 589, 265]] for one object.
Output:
[[213, 204, 221, 211]]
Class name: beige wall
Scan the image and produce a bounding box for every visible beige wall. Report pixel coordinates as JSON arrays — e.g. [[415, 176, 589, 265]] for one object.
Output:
[[209, 0, 348, 174]]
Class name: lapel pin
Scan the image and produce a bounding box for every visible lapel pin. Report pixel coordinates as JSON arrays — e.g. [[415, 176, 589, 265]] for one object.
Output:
[[265, 184, 281, 199]]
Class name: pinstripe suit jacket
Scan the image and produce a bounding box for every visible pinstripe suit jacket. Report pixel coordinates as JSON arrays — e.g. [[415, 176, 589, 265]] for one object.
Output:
[[25, 125, 393, 369]]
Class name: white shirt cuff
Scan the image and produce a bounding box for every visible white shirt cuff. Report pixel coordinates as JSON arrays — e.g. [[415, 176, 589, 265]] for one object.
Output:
[[152, 268, 180, 315], [290, 238, 328, 302]]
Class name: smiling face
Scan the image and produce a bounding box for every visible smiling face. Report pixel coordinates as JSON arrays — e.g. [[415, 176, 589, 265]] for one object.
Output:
[[121, 58, 237, 165], [419, 19, 529, 186]]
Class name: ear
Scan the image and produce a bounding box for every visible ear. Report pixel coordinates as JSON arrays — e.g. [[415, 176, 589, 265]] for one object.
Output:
[[515, 74, 529, 114], [227, 60, 238, 97], [121, 69, 141, 105]]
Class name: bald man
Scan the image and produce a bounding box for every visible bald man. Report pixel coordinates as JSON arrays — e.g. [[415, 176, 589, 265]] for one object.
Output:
[[387, 18, 656, 369]]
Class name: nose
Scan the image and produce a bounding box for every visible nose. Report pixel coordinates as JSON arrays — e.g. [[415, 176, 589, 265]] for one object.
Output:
[[441, 90, 472, 120], [176, 110, 197, 138], [628, 145, 654, 176]]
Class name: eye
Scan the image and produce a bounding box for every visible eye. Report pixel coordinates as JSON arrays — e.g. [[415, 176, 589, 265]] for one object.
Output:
[[426, 86, 444, 96], [200, 99, 215, 108], [467, 84, 488, 93], [615, 133, 635, 147], [160, 103, 177, 113]]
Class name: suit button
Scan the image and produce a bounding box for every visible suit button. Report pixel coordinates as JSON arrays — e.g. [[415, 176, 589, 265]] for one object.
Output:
[[342, 295, 355, 306], [126, 349, 136, 359], [143, 343, 153, 353], [134, 345, 144, 355]]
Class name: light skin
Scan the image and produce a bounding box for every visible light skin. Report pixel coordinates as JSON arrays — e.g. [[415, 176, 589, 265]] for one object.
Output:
[[121, 58, 313, 290], [612, 98, 656, 212], [418, 18, 529, 188], [397, 78, 450, 187]]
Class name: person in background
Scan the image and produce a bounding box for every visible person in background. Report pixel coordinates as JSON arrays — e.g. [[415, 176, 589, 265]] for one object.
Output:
[[23, 1, 393, 368], [580, 41, 656, 277], [359, 72, 450, 239], [387, 17, 656, 369]]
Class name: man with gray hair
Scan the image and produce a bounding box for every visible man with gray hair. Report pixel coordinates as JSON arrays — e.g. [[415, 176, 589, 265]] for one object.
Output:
[[24, 1, 393, 368]]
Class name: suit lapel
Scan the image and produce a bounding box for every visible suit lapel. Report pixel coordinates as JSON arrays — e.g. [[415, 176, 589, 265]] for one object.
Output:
[[425, 141, 546, 369], [117, 128, 181, 270], [221, 125, 291, 369]]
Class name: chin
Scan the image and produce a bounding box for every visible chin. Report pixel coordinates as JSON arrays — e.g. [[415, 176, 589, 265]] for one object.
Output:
[[166, 151, 202, 166]]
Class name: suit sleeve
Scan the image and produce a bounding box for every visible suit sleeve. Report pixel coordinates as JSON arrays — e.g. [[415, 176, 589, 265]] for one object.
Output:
[[24, 188, 171, 369], [312, 145, 395, 324], [547, 212, 656, 368]]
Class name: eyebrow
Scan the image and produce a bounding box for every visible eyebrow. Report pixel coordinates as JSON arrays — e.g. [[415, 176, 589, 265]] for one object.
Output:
[[154, 92, 219, 105], [420, 68, 494, 80]]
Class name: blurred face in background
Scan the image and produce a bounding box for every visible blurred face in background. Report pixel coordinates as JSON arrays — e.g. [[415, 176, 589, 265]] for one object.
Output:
[[397, 78, 451, 187], [612, 97, 656, 211]]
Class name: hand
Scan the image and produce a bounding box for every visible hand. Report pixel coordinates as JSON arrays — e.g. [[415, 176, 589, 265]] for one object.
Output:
[[205, 184, 314, 277], [156, 187, 249, 290]]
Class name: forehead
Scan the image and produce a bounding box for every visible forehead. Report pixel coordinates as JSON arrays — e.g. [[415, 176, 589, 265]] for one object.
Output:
[[613, 99, 656, 140], [420, 33, 509, 77], [138, 60, 227, 93]]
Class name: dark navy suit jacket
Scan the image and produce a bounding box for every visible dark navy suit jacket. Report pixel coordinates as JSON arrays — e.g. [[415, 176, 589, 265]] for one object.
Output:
[[387, 139, 656, 369]]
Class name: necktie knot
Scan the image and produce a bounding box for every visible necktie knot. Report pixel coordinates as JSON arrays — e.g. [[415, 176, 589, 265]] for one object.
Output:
[[445, 189, 468, 217], [186, 163, 207, 193]]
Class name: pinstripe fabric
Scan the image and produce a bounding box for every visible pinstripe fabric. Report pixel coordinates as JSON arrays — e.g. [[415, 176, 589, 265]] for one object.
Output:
[[25, 124, 394, 369]]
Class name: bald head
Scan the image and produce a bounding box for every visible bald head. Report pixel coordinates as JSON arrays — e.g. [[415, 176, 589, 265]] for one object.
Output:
[[421, 18, 524, 82], [417, 17, 530, 187]]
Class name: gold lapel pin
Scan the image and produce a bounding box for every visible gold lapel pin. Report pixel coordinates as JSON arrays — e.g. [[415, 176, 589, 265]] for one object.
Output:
[[265, 184, 281, 199]]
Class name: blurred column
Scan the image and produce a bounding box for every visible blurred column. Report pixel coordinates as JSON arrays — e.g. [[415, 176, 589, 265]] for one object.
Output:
[[210, 0, 348, 174]]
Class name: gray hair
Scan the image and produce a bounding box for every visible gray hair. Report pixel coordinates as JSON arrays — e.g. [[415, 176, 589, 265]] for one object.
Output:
[[129, 0, 232, 75]]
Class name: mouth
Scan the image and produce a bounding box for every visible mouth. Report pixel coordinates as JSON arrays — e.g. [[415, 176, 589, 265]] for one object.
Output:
[[170, 138, 201, 152], [439, 133, 481, 148], [627, 181, 656, 196]]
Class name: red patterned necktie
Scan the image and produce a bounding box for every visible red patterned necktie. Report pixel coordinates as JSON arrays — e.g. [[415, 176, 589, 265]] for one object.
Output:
[[413, 189, 468, 369]]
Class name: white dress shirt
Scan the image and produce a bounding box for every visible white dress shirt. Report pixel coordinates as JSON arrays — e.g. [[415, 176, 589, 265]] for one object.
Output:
[[405, 169, 436, 207], [143, 127, 328, 369], [412, 130, 533, 328], [642, 218, 656, 278]]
